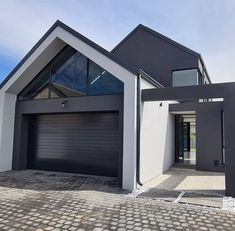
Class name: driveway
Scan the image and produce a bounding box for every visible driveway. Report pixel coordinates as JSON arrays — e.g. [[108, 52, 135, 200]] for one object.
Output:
[[0, 170, 234, 230]]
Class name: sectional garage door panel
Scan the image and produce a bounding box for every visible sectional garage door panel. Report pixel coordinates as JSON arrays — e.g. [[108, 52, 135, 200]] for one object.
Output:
[[27, 112, 120, 176]]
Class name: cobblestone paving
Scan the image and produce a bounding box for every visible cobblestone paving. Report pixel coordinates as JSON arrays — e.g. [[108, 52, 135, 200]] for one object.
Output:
[[0, 170, 234, 230]]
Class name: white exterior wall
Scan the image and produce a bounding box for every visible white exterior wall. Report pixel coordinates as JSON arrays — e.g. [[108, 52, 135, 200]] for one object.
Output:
[[0, 26, 137, 190], [0, 92, 16, 171], [140, 79, 175, 183]]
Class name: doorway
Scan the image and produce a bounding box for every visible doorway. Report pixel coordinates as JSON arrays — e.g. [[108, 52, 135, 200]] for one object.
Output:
[[175, 115, 196, 166]]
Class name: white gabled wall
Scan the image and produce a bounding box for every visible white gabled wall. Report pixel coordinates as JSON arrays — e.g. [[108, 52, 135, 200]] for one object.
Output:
[[140, 79, 175, 183], [0, 26, 137, 190], [0, 92, 16, 171], [56, 27, 138, 189]]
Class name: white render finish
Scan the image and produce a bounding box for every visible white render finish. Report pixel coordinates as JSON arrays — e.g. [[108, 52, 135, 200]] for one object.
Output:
[[140, 101, 175, 183], [0, 26, 137, 190], [0, 92, 16, 171], [139, 78, 175, 183]]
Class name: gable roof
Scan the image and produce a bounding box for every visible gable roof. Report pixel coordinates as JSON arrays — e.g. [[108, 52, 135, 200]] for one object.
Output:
[[112, 24, 211, 83], [112, 24, 200, 57], [0, 21, 160, 90]]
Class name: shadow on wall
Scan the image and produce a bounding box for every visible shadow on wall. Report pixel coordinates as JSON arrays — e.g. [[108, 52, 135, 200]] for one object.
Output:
[[139, 101, 176, 184], [162, 113, 175, 172]]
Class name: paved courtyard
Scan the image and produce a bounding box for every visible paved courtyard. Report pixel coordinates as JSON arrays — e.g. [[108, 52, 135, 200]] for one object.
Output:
[[0, 170, 234, 230]]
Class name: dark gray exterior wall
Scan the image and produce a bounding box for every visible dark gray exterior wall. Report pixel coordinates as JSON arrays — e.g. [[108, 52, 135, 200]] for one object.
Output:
[[112, 27, 202, 87], [13, 95, 124, 185], [196, 102, 224, 172], [223, 98, 235, 196], [143, 83, 235, 196]]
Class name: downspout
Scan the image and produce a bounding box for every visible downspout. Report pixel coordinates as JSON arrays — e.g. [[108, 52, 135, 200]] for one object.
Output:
[[136, 73, 143, 186]]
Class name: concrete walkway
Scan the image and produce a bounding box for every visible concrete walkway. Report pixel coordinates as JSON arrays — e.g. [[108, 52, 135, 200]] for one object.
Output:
[[0, 170, 234, 230], [141, 167, 226, 208], [145, 167, 225, 194]]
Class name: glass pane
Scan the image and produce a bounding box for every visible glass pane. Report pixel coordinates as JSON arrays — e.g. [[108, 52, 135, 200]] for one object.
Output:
[[50, 90, 59, 98], [51, 49, 87, 98], [18, 66, 50, 100], [88, 60, 124, 95], [33, 87, 49, 99], [172, 69, 198, 87], [18, 45, 124, 101]]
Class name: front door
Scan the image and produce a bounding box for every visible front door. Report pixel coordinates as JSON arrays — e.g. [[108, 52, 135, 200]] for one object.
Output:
[[175, 115, 196, 165]]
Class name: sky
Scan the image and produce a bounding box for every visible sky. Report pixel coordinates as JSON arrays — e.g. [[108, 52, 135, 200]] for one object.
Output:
[[0, 0, 235, 83]]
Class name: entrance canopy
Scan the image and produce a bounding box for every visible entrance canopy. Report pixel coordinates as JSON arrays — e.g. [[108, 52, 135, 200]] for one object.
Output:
[[142, 82, 235, 101], [142, 82, 235, 197]]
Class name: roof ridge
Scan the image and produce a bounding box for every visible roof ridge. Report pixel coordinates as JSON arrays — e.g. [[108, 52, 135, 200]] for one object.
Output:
[[138, 24, 200, 57], [111, 24, 141, 53], [0, 20, 138, 89], [112, 23, 200, 58]]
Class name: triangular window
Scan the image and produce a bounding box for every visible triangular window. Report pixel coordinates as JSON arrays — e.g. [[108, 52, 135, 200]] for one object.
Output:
[[18, 45, 124, 100]]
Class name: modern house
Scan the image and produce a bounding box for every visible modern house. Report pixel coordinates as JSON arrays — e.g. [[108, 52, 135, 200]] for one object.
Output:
[[1, 21, 235, 196]]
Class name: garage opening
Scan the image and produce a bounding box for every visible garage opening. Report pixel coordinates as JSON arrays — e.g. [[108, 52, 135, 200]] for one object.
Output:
[[27, 112, 120, 177], [13, 44, 124, 184]]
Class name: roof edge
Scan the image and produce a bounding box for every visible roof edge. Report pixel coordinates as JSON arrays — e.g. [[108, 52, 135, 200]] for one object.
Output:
[[199, 55, 212, 84], [138, 69, 164, 88], [112, 24, 201, 58], [112, 24, 211, 83], [111, 24, 140, 53], [138, 24, 200, 58], [0, 20, 61, 89], [0, 20, 138, 89]]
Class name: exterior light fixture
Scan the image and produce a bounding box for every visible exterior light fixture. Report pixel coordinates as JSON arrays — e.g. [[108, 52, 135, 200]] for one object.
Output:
[[61, 100, 68, 108], [159, 102, 163, 107]]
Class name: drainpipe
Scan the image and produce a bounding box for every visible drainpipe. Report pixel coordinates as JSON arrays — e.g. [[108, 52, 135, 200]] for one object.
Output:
[[136, 72, 143, 186]]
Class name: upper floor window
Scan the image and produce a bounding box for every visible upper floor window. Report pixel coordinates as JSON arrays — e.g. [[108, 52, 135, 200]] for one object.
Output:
[[18, 46, 124, 100], [172, 69, 198, 87]]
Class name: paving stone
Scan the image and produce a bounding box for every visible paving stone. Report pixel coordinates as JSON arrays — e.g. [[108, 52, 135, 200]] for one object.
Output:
[[0, 170, 233, 230]]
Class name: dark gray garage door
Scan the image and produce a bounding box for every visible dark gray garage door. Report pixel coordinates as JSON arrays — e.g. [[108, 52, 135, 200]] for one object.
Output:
[[27, 112, 120, 177]]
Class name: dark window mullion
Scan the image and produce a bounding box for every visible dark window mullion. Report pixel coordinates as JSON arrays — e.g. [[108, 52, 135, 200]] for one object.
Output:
[[86, 58, 90, 95], [49, 64, 52, 99]]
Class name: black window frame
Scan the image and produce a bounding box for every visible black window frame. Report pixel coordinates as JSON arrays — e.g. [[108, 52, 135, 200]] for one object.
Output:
[[18, 45, 124, 101], [171, 68, 199, 87]]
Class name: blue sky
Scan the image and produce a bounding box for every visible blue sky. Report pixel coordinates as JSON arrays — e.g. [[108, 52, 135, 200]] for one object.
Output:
[[1, 0, 235, 83]]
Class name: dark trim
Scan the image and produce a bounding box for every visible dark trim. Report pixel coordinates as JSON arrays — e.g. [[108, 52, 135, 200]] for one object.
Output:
[[112, 24, 200, 58], [171, 68, 200, 86], [171, 67, 199, 73], [13, 94, 124, 185], [169, 102, 197, 113], [1, 20, 137, 90], [138, 69, 163, 88], [112, 25, 140, 53], [17, 45, 70, 99], [16, 95, 123, 114], [142, 82, 235, 102], [221, 109, 225, 165], [184, 122, 191, 152], [175, 115, 180, 163], [0, 22, 62, 89], [199, 55, 212, 84], [18, 44, 125, 101], [112, 24, 211, 84], [136, 73, 143, 186], [86, 58, 90, 94]]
